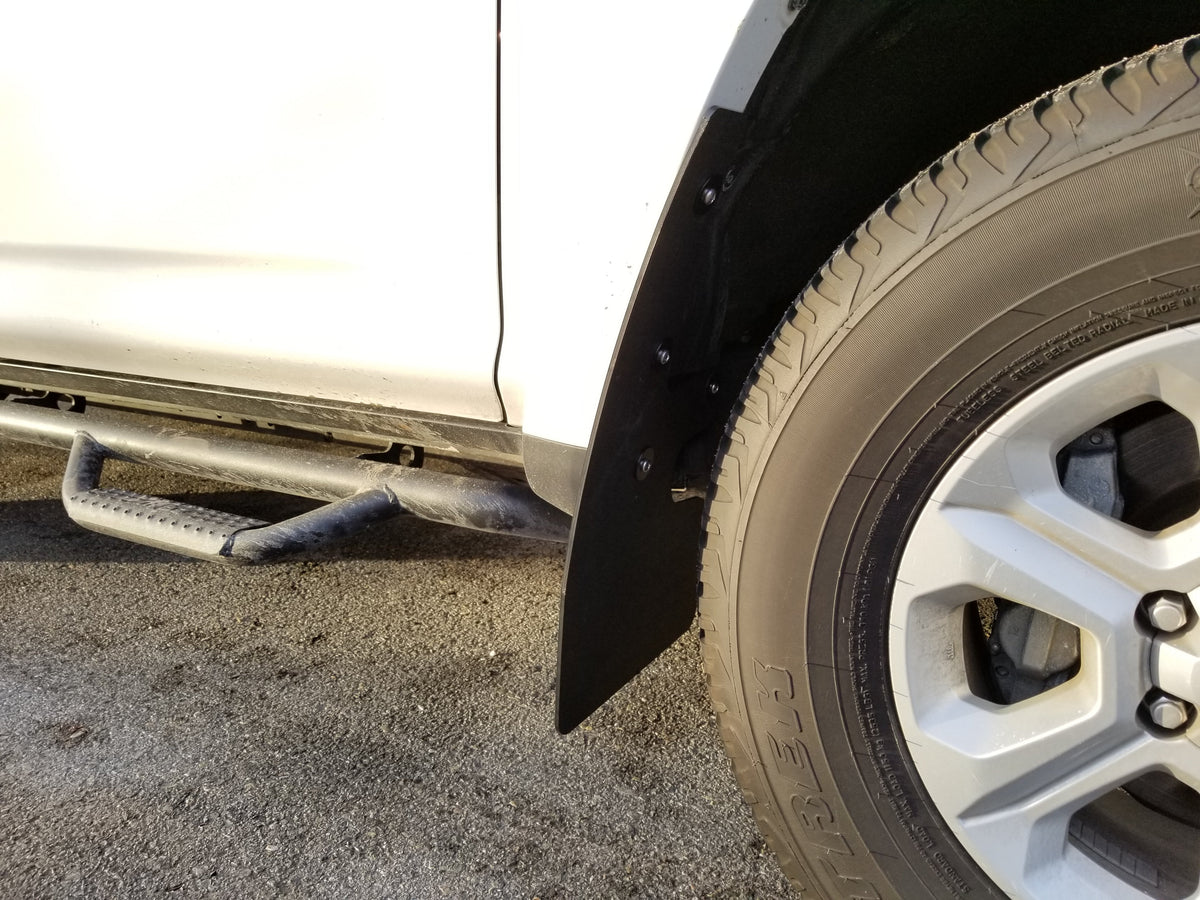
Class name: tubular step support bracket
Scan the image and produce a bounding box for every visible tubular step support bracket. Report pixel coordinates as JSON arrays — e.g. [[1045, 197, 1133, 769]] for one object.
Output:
[[62, 432, 401, 564]]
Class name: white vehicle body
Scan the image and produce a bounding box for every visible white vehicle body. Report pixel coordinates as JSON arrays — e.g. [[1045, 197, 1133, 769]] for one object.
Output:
[[0, 1, 790, 447], [0, 4, 505, 420], [498, 1, 793, 445]]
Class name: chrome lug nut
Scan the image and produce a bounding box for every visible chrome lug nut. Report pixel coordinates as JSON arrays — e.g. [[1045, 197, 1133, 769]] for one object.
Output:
[[1142, 591, 1191, 633], [1147, 693, 1193, 731]]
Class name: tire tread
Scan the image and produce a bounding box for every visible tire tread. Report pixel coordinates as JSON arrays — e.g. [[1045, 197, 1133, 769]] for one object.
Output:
[[699, 35, 1200, 899]]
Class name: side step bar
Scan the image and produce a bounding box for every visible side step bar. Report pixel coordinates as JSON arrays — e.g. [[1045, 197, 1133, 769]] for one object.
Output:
[[0, 404, 571, 563]]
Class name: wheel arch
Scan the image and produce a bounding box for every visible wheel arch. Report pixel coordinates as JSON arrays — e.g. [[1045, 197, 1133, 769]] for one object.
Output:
[[555, 0, 1200, 732]]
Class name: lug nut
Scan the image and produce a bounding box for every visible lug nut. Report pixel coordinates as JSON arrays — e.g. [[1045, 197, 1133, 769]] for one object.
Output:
[[1142, 591, 1191, 633], [1147, 693, 1193, 731]]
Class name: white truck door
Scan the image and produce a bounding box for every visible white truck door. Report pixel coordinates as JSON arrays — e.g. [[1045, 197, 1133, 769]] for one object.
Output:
[[0, 3, 503, 422]]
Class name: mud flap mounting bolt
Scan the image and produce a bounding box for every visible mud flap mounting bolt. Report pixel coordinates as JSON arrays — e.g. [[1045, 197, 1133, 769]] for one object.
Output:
[[636, 449, 654, 480]]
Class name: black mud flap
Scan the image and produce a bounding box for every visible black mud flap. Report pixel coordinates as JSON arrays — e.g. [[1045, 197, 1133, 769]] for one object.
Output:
[[556, 110, 747, 733]]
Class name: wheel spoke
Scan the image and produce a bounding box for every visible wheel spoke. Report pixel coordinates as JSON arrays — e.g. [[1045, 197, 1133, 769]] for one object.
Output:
[[928, 433, 1200, 594], [898, 500, 1140, 638], [906, 682, 1141, 822], [1156, 328, 1200, 433], [1148, 513, 1200, 587], [954, 735, 1174, 899], [1159, 735, 1200, 797]]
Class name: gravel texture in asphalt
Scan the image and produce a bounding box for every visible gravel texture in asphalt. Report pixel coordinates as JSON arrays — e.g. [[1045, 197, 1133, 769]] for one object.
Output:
[[0, 439, 794, 898]]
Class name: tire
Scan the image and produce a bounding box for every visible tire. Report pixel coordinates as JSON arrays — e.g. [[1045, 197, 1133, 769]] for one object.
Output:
[[701, 36, 1200, 900]]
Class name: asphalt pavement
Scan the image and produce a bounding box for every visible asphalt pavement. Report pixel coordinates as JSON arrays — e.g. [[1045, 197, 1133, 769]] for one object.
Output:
[[0, 438, 794, 899]]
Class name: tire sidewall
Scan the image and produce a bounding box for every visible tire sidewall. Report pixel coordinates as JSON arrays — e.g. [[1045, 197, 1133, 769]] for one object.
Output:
[[721, 117, 1200, 898]]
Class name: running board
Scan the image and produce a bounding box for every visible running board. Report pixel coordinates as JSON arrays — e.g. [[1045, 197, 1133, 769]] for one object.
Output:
[[0, 404, 571, 563], [64, 432, 401, 563]]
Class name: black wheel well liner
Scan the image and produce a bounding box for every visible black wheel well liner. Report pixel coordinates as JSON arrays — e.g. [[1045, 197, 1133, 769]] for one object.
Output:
[[554, 0, 1200, 732]]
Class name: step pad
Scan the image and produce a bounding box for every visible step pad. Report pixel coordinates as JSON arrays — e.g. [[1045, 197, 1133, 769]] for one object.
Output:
[[62, 432, 398, 564], [66, 487, 269, 560]]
